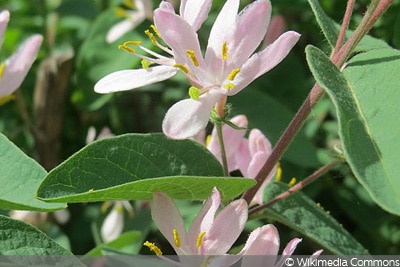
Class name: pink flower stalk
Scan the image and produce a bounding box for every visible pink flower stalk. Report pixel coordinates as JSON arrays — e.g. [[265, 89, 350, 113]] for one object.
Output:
[[95, 0, 300, 139], [207, 115, 276, 205], [106, 0, 153, 43], [0, 10, 42, 98], [148, 188, 317, 265]]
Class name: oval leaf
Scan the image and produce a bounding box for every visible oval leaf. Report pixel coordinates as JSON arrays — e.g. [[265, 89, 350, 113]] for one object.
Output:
[[0, 133, 66, 211], [37, 133, 254, 202], [306, 45, 400, 215], [259, 182, 367, 255]]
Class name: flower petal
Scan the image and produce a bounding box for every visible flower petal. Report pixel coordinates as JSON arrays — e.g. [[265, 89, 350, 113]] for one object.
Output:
[[0, 10, 10, 48], [187, 187, 221, 253], [180, 0, 212, 31], [151, 192, 187, 253], [101, 203, 124, 242], [0, 34, 42, 97], [240, 224, 280, 255], [154, 8, 205, 70], [229, 31, 300, 95], [106, 15, 142, 43], [227, 0, 271, 68], [202, 199, 248, 254], [282, 238, 302, 256], [94, 66, 177, 94], [162, 89, 222, 139]]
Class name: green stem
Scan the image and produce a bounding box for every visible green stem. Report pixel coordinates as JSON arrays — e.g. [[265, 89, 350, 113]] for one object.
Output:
[[215, 121, 229, 177]]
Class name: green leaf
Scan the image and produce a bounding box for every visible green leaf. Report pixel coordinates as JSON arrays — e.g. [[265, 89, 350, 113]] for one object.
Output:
[[0, 215, 76, 256], [259, 182, 368, 255], [0, 133, 66, 211], [37, 133, 254, 202], [307, 0, 338, 48], [306, 45, 400, 215]]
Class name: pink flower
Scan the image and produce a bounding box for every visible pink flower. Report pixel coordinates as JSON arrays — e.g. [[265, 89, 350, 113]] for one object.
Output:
[[0, 10, 42, 98], [95, 0, 300, 139], [106, 0, 154, 43], [207, 115, 276, 205], [147, 188, 319, 265]]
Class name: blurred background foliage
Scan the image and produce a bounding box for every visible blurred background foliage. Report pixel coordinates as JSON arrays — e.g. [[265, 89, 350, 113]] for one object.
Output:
[[0, 0, 399, 255]]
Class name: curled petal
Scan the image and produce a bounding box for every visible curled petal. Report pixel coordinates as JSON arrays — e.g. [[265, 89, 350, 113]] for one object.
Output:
[[248, 129, 272, 157], [187, 187, 221, 253], [240, 224, 280, 255], [282, 238, 302, 256], [151, 192, 187, 252], [106, 16, 143, 43], [0, 34, 43, 97], [203, 199, 248, 254], [229, 31, 300, 95], [180, 0, 212, 31], [94, 66, 177, 94], [162, 90, 222, 139]]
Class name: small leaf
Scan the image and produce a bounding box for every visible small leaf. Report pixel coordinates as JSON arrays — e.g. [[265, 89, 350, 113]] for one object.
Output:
[[306, 45, 400, 215], [259, 182, 368, 255], [307, 0, 338, 48], [0, 133, 66, 211], [37, 133, 254, 202]]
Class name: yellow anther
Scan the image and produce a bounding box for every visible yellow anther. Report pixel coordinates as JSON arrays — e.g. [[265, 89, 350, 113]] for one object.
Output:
[[275, 162, 282, 182], [225, 83, 235, 90], [150, 24, 161, 38], [115, 7, 128, 18], [222, 41, 228, 60], [0, 62, 5, 78], [186, 50, 199, 67], [88, 188, 94, 192], [118, 44, 136, 53], [100, 202, 111, 213], [143, 241, 163, 256], [173, 64, 189, 74], [227, 68, 240, 81], [188, 86, 201, 100], [288, 177, 296, 187], [173, 229, 181, 248], [205, 135, 211, 147], [123, 40, 142, 46], [145, 30, 157, 45], [141, 59, 151, 69], [196, 232, 206, 248]]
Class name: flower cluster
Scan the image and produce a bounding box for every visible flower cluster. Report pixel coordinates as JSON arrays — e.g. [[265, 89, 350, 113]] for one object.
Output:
[[0, 10, 42, 100], [95, 0, 300, 139]]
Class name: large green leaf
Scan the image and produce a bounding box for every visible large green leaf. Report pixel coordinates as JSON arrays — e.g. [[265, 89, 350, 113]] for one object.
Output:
[[37, 133, 254, 202], [0, 133, 66, 211], [306, 45, 400, 215], [0, 215, 75, 256], [259, 182, 367, 255]]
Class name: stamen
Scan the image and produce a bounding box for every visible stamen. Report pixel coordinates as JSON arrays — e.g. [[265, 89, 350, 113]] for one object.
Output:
[[123, 0, 135, 9], [196, 232, 206, 248], [222, 41, 228, 60], [227, 68, 240, 81], [0, 62, 5, 78], [114, 7, 128, 18], [188, 86, 200, 100], [225, 83, 235, 90], [288, 177, 297, 187], [141, 59, 151, 69], [150, 24, 161, 38], [123, 40, 142, 46], [143, 241, 163, 256], [275, 162, 282, 182], [186, 50, 199, 67], [173, 64, 189, 74], [205, 135, 211, 147], [173, 229, 181, 248], [118, 44, 136, 53], [145, 30, 157, 45]]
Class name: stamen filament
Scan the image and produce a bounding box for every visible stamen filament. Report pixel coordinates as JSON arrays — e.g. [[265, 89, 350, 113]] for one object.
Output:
[[186, 50, 199, 67], [173, 229, 181, 248], [196, 232, 206, 248], [143, 241, 163, 256]]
